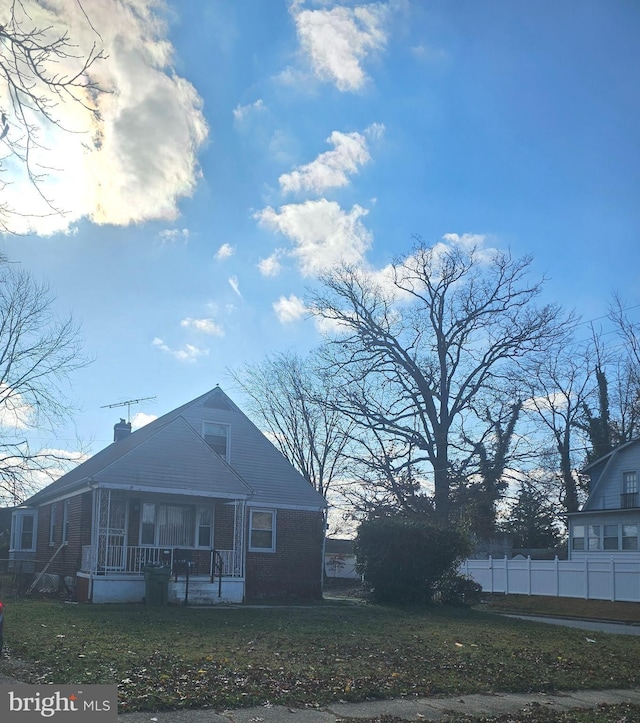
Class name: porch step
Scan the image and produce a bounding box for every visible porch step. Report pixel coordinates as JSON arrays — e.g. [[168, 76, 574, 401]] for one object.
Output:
[[169, 578, 244, 605]]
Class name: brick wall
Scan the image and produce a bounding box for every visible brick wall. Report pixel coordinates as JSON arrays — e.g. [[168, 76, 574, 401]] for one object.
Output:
[[35, 493, 92, 581], [245, 509, 324, 601]]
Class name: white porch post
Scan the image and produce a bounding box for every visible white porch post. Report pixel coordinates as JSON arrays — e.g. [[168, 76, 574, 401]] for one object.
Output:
[[232, 500, 246, 578]]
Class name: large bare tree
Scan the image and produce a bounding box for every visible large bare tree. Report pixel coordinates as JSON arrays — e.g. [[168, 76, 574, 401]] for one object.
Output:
[[0, 1, 106, 231], [0, 259, 88, 503], [311, 239, 569, 520]]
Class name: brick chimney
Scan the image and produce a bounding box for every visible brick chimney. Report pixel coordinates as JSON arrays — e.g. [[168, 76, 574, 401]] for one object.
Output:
[[113, 418, 132, 441]]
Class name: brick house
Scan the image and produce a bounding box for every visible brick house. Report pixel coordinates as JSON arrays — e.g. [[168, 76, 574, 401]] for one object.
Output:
[[9, 386, 327, 604]]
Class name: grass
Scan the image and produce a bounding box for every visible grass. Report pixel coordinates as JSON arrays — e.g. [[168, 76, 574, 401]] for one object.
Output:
[[0, 599, 639, 714]]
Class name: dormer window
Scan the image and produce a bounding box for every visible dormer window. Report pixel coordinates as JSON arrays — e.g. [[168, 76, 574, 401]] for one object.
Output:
[[203, 422, 229, 461]]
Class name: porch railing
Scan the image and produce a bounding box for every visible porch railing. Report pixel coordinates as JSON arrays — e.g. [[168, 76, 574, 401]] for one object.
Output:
[[81, 546, 240, 577]]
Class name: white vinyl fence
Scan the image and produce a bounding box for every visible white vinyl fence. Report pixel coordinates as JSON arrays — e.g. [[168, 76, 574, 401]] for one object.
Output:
[[461, 556, 640, 603]]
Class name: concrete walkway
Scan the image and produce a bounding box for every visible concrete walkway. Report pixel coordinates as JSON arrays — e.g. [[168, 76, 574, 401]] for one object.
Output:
[[496, 612, 640, 636], [115, 688, 640, 722]]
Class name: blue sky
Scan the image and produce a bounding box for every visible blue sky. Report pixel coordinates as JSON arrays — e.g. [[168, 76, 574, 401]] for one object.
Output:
[[1, 0, 639, 458]]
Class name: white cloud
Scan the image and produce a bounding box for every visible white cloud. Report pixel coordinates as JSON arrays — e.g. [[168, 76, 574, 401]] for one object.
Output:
[[157, 228, 190, 245], [258, 253, 283, 277], [273, 294, 307, 323], [215, 243, 235, 260], [152, 337, 208, 362], [232, 98, 265, 122], [1, 0, 208, 235], [522, 392, 569, 413], [290, 2, 390, 91], [256, 199, 372, 276], [180, 317, 225, 336], [228, 276, 242, 297], [131, 412, 157, 430], [279, 125, 383, 194], [0, 386, 32, 429]]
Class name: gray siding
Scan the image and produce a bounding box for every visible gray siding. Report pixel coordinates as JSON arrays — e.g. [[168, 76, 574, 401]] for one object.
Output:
[[181, 395, 325, 509], [584, 443, 640, 511], [93, 417, 251, 498]]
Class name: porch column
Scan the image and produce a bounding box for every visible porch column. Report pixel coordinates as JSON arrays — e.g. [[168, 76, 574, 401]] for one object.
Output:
[[232, 500, 246, 577]]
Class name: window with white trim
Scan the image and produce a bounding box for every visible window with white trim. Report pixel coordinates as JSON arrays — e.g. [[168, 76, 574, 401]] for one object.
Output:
[[203, 422, 229, 460], [572, 524, 585, 551], [623, 524, 638, 550], [62, 499, 71, 543], [140, 503, 201, 548], [196, 507, 213, 548], [249, 509, 275, 552], [141, 502, 156, 545], [11, 510, 37, 552], [49, 504, 57, 545], [603, 524, 619, 550], [587, 524, 601, 550], [623, 471, 638, 493]]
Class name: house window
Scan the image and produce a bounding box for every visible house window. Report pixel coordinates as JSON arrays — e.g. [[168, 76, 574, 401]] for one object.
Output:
[[49, 504, 57, 545], [622, 471, 638, 508], [603, 524, 619, 550], [141, 502, 156, 545], [249, 509, 275, 552], [203, 422, 229, 460], [623, 524, 638, 550], [623, 471, 638, 493], [11, 510, 37, 552], [140, 503, 196, 547], [572, 525, 585, 551], [158, 505, 194, 547], [587, 525, 600, 550], [196, 507, 213, 548], [62, 499, 71, 543]]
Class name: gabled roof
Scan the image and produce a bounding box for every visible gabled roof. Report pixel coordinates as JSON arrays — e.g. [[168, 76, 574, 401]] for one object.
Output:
[[579, 437, 640, 513], [25, 386, 326, 511], [582, 437, 640, 474]]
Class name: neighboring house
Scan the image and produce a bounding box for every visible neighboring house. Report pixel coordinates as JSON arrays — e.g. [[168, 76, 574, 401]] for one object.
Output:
[[9, 387, 327, 604], [324, 538, 359, 579], [567, 438, 640, 560]]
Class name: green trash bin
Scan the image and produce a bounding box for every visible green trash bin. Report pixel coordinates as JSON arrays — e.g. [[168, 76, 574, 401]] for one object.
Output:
[[143, 565, 171, 606]]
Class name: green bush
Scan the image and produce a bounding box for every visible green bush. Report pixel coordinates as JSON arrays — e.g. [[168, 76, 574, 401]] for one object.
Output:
[[432, 571, 483, 606], [355, 515, 472, 604]]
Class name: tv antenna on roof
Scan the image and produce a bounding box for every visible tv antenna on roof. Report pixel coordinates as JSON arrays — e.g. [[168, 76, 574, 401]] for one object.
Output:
[[100, 396, 156, 423]]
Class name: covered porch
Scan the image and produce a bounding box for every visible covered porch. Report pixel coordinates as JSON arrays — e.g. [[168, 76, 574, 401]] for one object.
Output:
[[78, 487, 247, 604]]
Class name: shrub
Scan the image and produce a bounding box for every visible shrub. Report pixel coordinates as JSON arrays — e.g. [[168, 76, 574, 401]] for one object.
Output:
[[432, 571, 483, 606], [355, 515, 472, 604]]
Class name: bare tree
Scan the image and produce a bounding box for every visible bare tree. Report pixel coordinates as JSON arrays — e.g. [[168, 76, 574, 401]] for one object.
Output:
[[452, 392, 523, 536], [230, 351, 352, 498], [311, 239, 569, 520], [0, 259, 88, 503], [0, 1, 106, 231], [520, 344, 594, 513]]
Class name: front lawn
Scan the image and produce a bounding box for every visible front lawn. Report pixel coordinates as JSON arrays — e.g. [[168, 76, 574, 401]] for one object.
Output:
[[1, 599, 638, 713]]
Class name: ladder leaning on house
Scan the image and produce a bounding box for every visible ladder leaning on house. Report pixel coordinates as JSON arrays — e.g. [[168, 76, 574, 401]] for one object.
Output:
[[25, 542, 68, 596]]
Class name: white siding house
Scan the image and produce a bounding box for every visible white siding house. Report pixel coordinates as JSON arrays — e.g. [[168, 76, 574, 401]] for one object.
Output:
[[567, 438, 640, 561]]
